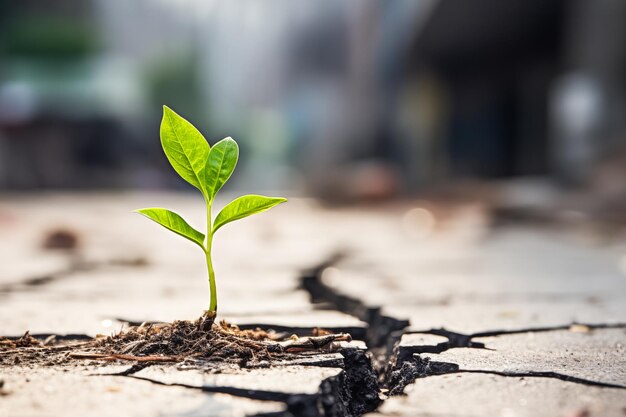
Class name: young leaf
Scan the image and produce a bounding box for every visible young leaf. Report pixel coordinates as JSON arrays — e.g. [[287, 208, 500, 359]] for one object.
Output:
[[160, 106, 210, 192], [213, 195, 287, 233], [134, 208, 205, 248], [204, 137, 238, 201]]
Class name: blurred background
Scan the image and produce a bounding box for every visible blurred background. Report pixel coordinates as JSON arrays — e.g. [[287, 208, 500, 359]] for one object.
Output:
[[2, 2, 626, 414], [0, 0, 624, 204]]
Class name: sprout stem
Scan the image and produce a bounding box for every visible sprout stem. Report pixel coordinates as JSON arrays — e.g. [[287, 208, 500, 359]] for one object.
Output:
[[205, 199, 217, 316], [205, 246, 217, 313]]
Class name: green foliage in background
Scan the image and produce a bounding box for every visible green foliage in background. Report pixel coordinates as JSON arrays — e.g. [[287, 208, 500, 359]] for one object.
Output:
[[135, 106, 287, 319], [1, 16, 100, 59]]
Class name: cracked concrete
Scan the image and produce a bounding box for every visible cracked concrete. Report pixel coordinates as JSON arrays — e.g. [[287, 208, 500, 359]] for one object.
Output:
[[113, 343, 379, 417], [320, 224, 626, 333], [1, 342, 377, 417], [0, 194, 381, 417], [370, 373, 626, 417], [2, 193, 626, 416], [2, 366, 288, 417], [425, 328, 626, 387], [298, 205, 626, 415], [380, 327, 626, 397]]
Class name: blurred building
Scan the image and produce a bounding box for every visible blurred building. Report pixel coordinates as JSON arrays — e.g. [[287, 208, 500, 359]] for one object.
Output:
[[0, 0, 624, 196], [407, 0, 626, 187]]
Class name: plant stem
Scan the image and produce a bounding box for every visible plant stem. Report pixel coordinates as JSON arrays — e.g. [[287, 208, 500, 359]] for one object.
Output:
[[205, 246, 217, 313], [205, 199, 217, 316]]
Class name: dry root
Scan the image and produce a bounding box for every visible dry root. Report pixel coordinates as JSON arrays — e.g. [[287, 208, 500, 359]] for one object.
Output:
[[1, 318, 352, 367]]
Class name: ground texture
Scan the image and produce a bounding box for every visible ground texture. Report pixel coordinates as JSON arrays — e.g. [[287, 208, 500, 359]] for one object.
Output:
[[1, 191, 624, 417]]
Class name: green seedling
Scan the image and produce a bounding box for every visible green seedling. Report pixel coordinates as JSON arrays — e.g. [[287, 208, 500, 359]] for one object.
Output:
[[135, 106, 287, 322]]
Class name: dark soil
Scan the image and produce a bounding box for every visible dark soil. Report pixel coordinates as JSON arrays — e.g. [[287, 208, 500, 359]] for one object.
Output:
[[0, 316, 351, 368]]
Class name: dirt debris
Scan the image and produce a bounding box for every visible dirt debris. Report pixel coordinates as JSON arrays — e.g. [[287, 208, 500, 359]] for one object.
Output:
[[0, 331, 41, 349], [0, 317, 351, 368]]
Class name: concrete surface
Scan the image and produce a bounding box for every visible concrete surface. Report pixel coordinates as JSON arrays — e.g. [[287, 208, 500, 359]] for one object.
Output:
[[429, 328, 626, 387], [371, 373, 626, 417], [1, 366, 286, 417], [2, 192, 626, 416]]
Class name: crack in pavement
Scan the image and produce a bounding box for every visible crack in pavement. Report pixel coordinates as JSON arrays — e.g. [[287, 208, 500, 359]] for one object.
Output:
[[93, 362, 154, 377], [10, 329, 379, 416], [300, 253, 626, 404], [387, 354, 626, 395], [458, 369, 626, 389], [127, 373, 332, 417], [301, 262, 409, 350], [399, 322, 626, 357], [6, 250, 623, 416], [110, 347, 379, 417], [3, 253, 380, 417], [91, 253, 384, 416], [469, 322, 626, 338]]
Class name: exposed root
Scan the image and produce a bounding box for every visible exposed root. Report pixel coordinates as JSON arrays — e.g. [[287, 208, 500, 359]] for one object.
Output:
[[1, 318, 351, 368]]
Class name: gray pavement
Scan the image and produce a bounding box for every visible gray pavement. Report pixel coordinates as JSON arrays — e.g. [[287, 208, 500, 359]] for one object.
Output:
[[1, 193, 625, 416], [371, 373, 626, 417], [3, 366, 287, 417]]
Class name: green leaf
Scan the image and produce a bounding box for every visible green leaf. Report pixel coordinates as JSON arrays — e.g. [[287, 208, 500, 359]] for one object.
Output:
[[213, 195, 287, 234], [160, 105, 210, 191], [134, 208, 205, 248], [204, 137, 238, 201]]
